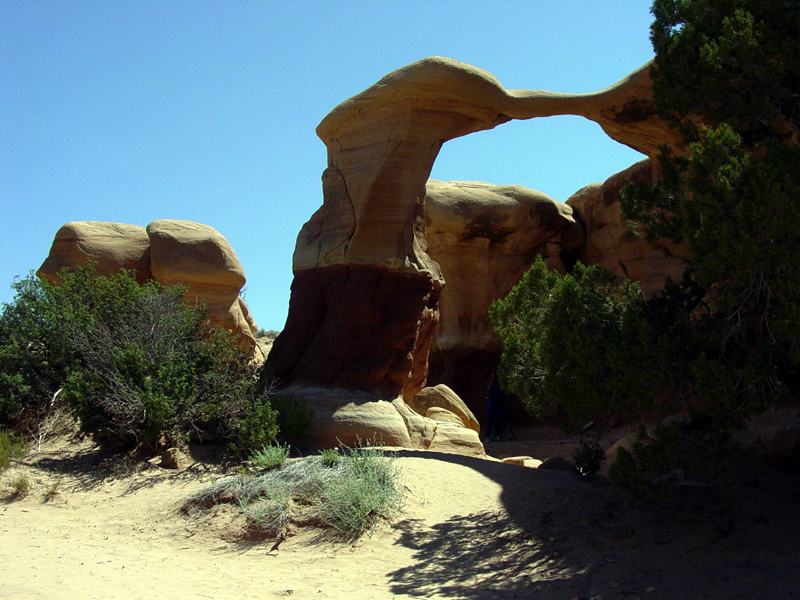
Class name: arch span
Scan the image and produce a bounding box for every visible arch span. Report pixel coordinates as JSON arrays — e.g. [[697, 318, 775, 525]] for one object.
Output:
[[267, 57, 683, 451]]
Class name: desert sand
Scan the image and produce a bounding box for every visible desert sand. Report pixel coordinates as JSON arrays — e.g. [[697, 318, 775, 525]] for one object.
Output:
[[1, 434, 798, 600]]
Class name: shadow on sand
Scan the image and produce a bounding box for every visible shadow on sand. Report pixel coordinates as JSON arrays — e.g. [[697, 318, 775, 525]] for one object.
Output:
[[385, 449, 800, 600]]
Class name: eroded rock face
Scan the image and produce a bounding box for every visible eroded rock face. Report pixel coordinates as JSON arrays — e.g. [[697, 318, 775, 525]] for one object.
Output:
[[288, 384, 485, 457], [409, 383, 480, 434], [424, 180, 584, 408], [274, 56, 676, 395], [39, 221, 152, 284], [269, 264, 440, 398], [566, 159, 689, 295], [146, 219, 258, 356], [38, 219, 259, 357]]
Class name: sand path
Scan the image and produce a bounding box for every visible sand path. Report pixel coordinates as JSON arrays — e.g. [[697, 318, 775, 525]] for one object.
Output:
[[1, 440, 798, 599]]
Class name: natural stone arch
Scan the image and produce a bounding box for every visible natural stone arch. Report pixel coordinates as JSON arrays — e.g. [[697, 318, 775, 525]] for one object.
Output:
[[267, 57, 684, 451]]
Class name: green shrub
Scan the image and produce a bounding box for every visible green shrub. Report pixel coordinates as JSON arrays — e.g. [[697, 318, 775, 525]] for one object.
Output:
[[271, 391, 314, 444], [184, 443, 403, 540], [317, 444, 402, 539], [572, 439, 606, 478], [608, 419, 740, 501], [1, 265, 279, 453], [10, 474, 30, 497], [0, 274, 77, 429], [229, 394, 280, 455], [251, 442, 290, 471], [0, 430, 27, 473], [489, 257, 677, 430], [320, 447, 340, 467]]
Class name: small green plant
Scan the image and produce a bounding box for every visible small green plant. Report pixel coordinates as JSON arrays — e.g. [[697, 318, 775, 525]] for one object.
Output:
[[572, 438, 606, 478], [43, 476, 63, 501], [320, 447, 340, 467], [0, 429, 27, 473], [251, 442, 290, 471], [608, 419, 740, 500], [10, 474, 30, 497], [271, 391, 314, 444], [239, 486, 292, 534]]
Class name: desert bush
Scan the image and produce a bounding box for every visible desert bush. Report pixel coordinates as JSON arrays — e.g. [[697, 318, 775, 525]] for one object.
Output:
[[0, 265, 279, 452], [9, 474, 30, 497], [270, 391, 313, 443], [608, 419, 740, 501], [183, 443, 402, 539], [0, 430, 28, 473], [251, 442, 290, 471], [572, 439, 606, 478], [317, 444, 403, 538], [489, 257, 680, 430], [0, 274, 78, 429]]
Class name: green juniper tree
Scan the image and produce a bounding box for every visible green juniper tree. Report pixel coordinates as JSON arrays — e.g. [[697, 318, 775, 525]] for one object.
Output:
[[492, 0, 800, 497]]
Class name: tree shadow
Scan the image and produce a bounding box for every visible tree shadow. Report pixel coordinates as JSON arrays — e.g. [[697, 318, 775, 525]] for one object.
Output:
[[386, 449, 800, 599]]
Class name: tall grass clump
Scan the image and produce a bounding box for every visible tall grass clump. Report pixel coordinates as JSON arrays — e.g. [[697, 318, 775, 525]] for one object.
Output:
[[316, 444, 403, 538], [183, 442, 403, 540], [251, 442, 290, 471]]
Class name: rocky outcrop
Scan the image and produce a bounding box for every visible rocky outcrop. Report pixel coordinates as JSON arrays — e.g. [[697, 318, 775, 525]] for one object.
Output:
[[38, 219, 259, 357], [566, 159, 689, 296], [37, 221, 152, 284], [269, 56, 685, 453], [424, 180, 585, 409], [289, 384, 485, 457], [408, 383, 480, 434], [146, 219, 259, 356], [271, 56, 677, 397]]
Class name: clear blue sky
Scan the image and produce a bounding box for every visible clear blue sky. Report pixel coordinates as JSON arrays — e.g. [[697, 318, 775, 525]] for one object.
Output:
[[1, 1, 655, 331]]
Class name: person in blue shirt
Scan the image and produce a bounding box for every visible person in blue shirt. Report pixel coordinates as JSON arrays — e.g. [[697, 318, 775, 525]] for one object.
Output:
[[485, 370, 506, 443]]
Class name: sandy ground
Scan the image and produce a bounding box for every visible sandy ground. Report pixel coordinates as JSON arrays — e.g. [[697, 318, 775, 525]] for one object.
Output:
[[2, 434, 799, 600]]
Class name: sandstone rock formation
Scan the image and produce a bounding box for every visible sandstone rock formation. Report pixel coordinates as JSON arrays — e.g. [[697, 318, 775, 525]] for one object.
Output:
[[424, 179, 584, 410], [566, 159, 689, 295], [271, 56, 677, 395], [38, 221, 152, 284], [269, 56, 684, 453], [38, 219, 259, 357], [408, 383, 480, 434], [289, 384, 485, 457], [146, 219, 258, 356]]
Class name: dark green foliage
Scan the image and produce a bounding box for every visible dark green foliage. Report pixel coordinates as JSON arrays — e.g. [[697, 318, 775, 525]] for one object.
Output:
[[608, 419, 740, 501], [270, 390, 314, 444], [572, 439, 606, 478], [649, 0, 800, 143], [0, 265, 279, 452], [490, 257, 675, 430], [492, 1, 800, 498], [622, 0, 800, 411], [0, 429, 28, 473], [0, 274, 78, 428]]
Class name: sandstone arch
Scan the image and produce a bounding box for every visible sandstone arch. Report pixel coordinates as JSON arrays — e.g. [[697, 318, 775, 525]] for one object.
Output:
[[268, 57, 685, 451]]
